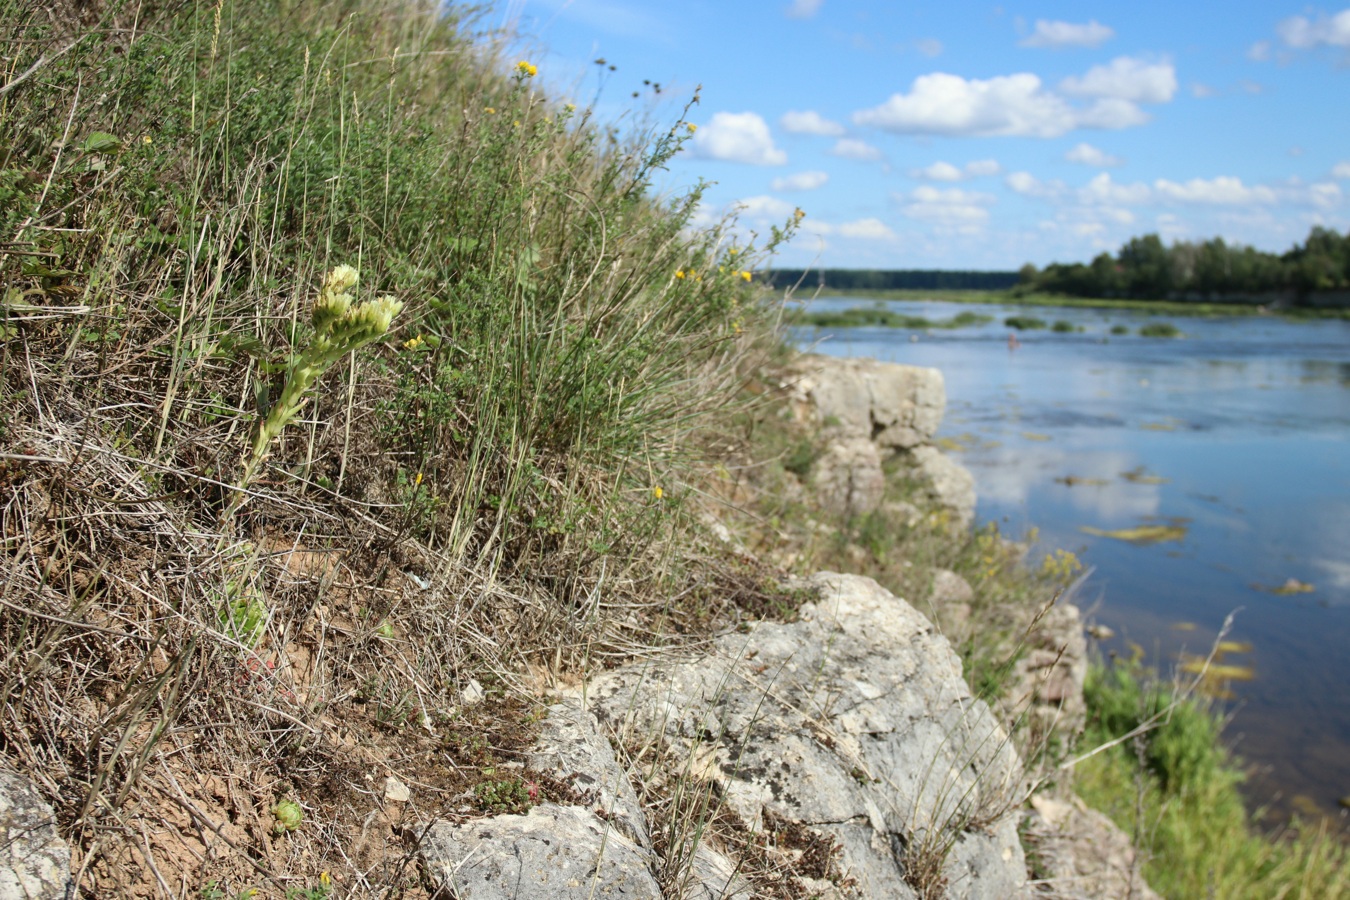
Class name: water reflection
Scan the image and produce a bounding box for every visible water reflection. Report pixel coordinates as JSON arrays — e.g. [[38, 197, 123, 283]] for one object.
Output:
[[797, 297, 1350, 820]]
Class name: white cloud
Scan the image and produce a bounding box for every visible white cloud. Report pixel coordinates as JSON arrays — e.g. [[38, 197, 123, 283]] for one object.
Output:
[[836, 218, 897, 239], [1080, 173, 1152, 205], [965, 159, 1002, 177], [916, 38, 944, 58], [1333, 161, 1350, 179], [1006, 171, 1068, 200], [1020, 19, 1115, 49], [785, 0, 823, 19], [912, 161, 964, 181], [854, 72, 1076, 138], [1065, 142, 1123, 167], [771, 170, 830, 191], [1307, 182, 1344, 208], [1277, 9, 1350, 48], [853, 68, 1162, 139], [1059, 56, 1177, 103], [1154, 176, 1277, 205], [779, 109, 846, 136], [734, 195, 797, 219], [1247, 40, 1272, 61], [830, 137, 883, 161], [689, 112, 787, 166], [897, 186, 995, 230], [1191, 82, 1217, 99], [911, 159, 1002, 181]]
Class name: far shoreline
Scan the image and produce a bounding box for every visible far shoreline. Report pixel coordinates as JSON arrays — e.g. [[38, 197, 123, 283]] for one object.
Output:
[[786, 287, 1350, 320]]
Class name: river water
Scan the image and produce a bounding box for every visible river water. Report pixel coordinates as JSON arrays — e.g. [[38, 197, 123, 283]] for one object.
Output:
[[796, 296, 1350, 823]]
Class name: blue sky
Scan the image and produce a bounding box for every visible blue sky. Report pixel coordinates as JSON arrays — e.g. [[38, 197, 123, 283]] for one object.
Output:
[[502, 1, 1350, 270]]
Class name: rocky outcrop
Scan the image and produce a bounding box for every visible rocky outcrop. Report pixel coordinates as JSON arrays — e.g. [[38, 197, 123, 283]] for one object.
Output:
[[785, 355, 976, 526], [421, 572, 1033, 898], [0, 768, 72, 900], [1022, 793, 1160, 900]]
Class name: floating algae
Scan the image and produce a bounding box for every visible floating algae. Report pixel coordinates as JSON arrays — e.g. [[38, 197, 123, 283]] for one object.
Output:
[[1171, 621, 1199, 632], [1120, 466, 1170, 485], [1055, 475, 1111, 487], [1021, 431, 1052, 442], [1179, 657, 1256, 682], [1140, 421, 1177, 431], [1254, 577, 1315, 595], [1216, 640, 1254, 654], [1080, 520, 1189, 544]]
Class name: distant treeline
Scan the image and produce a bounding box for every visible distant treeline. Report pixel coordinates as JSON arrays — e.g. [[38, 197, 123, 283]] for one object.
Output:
[[765, 268, 1020, 291], [1019, 227, 1350, 305]]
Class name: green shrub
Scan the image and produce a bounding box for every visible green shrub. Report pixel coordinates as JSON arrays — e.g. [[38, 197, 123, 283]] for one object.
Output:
[[1109, 324, 1130, 335], [1050, 320, 1076, 333], [1139, 322, 1182, 337], [1004, 315, 1046, 330]]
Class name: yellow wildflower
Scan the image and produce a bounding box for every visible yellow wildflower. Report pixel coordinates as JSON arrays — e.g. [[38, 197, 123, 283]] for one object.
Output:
[[565, 103, 576, 112], [141, 135, 153, 145], [516, 60, 537, 77], [414, 472, 424, 486], [674, 269, 686, 279], [794, 207, 805, 220], [403, 334, 425, 351], [686, 123, 697, 133], [320, 872, 332, 888], [484, 106, 496, 114], [739, 270, 751, 282], [653, 486, 663, 500]]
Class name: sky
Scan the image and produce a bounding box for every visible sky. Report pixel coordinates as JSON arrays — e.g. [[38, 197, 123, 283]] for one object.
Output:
[[500, 1, 1350, 270]]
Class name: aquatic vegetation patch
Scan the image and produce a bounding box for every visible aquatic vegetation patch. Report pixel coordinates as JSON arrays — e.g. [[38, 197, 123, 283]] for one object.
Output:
[[1054, 474, 1110, 487], [1120, 466, 1170, 484], [1139, 322, 1182, 338], [1080, 520, 1189, 545], [1254, 577, 1316, 595]]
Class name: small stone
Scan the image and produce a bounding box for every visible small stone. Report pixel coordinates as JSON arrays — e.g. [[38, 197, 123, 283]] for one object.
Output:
[[384, 775, 411, 803], [460, 679, 485, 705]]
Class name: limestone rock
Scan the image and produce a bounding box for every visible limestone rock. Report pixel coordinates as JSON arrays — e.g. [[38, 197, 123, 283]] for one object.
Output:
[[1004, 603, 1088, 737], [526, 701, 649, 847], [588, 572, 1030, 899], [791, 355, 946, 449], [419, 803, 661, 899], [1023, 792, 1161, 900], [0, 768, 71, 900], [906, 445, 977, 528], [812, 438, 885, 517]]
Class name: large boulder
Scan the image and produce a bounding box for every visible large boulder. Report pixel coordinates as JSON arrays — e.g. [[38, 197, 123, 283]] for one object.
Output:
[[906, 446, 977, 529], [790, 355, 946, 450], [0, 768, 71, 900], [813, 437, 886, 517], [588, 572, 1030, 899]]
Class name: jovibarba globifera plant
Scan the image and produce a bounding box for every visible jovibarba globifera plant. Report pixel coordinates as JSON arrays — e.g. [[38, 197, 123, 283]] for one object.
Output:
[[232, 265, 402, 508]]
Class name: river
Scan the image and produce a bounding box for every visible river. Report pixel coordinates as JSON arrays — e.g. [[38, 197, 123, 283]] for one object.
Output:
[[796, 295, 1350, 824]]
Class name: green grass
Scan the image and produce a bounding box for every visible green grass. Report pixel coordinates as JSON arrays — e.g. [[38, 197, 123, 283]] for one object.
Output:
[[1075, 663, 1350, 899], [787, 305, 992, 329], [0, 0, 799, 891]]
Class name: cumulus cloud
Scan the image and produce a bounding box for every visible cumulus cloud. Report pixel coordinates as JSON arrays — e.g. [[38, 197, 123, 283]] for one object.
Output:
[[830, 137, 884, 161], [1248, 40, 1272, 61], [1080, 173, 1153, 205], [785, 0, 823, 19], [795, 217, 897, 241], [1277, 9, 1350, 48], [734, 195, 797, 219], [852, 68, 1162, 138], [1020, 19, 1115, 49], [854, 72, 1075, 138], [1154, 176, 1277, 205], [771, 170, 830, 191], [1333, 161, 1350, 179], [689, 112, 787, 165], [779, 110, 846, 136], [1006, 171, 1068, 200], [836, 218, 897, 239], [1191, 82, 1217, 99], [897, 186, 995, 229], [911, 159, 1002, 180], [1065, 142, 1123, 167], [911, 161, 964, 181], [1059, 56, 1177, 103]]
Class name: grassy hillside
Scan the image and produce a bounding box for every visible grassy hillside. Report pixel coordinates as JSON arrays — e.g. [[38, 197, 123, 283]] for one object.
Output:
[[1, 1, 799, 894]]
